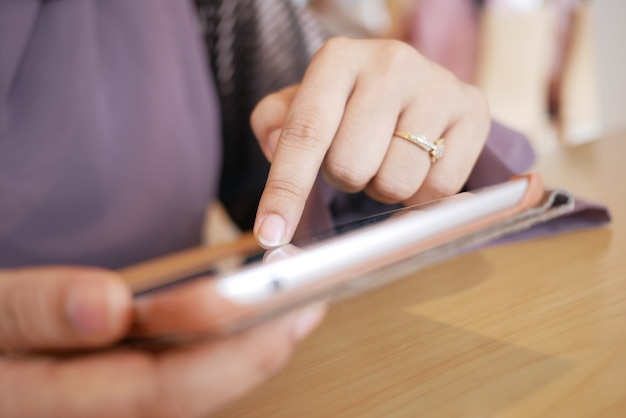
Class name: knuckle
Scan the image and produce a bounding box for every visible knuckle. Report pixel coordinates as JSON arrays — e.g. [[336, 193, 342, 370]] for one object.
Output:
[[462, 83, 489, 116], [468, 83, 489, 110], [311, 37, 350, 68], [431, 66, 461, 101], [280, 111, 326, 151], [456, 84, 491, 144], [370, 174, 415, 203], [375, 40, 416, 80], [384, 39, 416, 64], [439, 64, 459, 85], [323, 158, 372, 192], [264, 176, 308, 203], [318, 36, 351, 56], [421, 176, 463, 201]]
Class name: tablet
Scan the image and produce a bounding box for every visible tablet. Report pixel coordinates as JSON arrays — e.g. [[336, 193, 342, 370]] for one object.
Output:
[[120, 173, 572, 345]]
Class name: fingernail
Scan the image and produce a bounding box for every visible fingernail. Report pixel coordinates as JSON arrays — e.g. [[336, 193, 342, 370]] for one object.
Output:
[[258, 213, 288, 248], [291, 304, 326, 342], [66, 281, 127, 334], [66, 285, 107, 334], [263, 244, 301, 263]]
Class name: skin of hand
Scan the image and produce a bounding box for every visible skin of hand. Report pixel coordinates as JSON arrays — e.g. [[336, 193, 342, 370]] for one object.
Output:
[[251, 37, 490, 248], [0, 267, 325, 418]]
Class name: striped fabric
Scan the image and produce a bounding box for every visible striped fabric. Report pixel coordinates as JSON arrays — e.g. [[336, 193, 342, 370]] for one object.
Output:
[[195, 0, 327, 230]]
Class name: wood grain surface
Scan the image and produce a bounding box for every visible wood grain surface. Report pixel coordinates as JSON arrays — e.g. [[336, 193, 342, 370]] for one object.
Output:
[[215, 131, 625, 418]]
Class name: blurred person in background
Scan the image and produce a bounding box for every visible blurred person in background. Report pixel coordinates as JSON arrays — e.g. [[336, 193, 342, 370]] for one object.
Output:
[[0, 0, 533, 416], [476, 0, 601, 150], [308, 0, 600, 149], [306, 0, 483, 83]]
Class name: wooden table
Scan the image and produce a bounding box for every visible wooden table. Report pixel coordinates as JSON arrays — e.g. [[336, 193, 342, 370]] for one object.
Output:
[[216, 131, 625, 418]]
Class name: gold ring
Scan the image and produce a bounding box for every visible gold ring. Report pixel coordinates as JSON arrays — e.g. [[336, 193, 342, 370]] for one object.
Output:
[[393, 130, 444, 163]]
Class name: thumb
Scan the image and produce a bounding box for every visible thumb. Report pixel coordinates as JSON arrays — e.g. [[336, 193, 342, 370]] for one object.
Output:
[[0, 267, 132, 351]]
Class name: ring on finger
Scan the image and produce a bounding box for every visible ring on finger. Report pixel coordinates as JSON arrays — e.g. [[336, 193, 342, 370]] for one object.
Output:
[[393, 130, 445, 163]]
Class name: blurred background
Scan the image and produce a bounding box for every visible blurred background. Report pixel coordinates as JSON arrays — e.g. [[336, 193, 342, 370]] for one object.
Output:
[[295, 0, 626, 155]]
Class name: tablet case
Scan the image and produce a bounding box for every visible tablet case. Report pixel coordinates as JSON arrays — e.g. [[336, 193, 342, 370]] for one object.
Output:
[[119, 173, 575, 345]]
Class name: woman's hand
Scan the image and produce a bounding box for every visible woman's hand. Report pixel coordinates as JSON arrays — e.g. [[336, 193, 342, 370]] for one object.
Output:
[[251, 37, 490, 248], [0, 267, 324, 417]]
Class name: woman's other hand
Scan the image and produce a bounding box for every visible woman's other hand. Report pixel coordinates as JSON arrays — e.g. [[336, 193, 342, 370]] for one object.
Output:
[[0, 267, 324, 417]]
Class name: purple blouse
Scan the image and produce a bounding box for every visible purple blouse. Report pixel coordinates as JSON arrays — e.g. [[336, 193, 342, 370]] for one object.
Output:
[[1, 0, 221, 268]]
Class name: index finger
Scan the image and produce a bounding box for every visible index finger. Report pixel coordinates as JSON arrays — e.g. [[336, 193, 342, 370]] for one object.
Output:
[[253, 40, 356, 248]]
